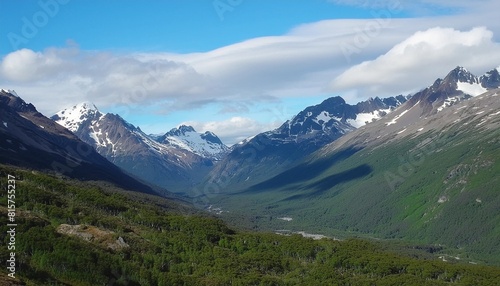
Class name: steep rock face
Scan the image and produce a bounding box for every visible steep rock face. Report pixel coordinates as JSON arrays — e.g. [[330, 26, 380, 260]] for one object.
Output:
[[204, 95, 407, 193], [0, 90, 158, 195], [52, 105, 225, 193], [407, 66, 500, 116], [480, 67, 500, 89], [282, 96, 355, 139]]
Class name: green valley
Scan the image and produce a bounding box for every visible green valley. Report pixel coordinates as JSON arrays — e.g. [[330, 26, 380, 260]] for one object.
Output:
[[210, 90, 500, 266], [2, 164, 500, 285]]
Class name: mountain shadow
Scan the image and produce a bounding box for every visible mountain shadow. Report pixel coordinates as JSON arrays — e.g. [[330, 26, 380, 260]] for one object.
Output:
[[247, 146, 363, 192], [281, 164, 372, 201], [307, 164, 372, 194]]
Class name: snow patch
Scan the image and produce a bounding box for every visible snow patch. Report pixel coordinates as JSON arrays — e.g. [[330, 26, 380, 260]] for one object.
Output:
[[314, 111, 333, 124], [397, 128, 407, 134], [457, 81, 487, 96], [437, 96, 460, 112], [277, 217, 293, 221], [386, 109, 409, 126], [476, 118, 489, 127], [2, 122, 7, 128], [1, 89, 19, 97], [238, 135, 256, 145], [453, 106, 467, 114], [347, 108, 393, 128]]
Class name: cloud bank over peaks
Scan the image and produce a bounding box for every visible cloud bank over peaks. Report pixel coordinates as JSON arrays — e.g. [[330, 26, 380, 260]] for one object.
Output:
[[329, 26, 500, 99], [181, 116, 281, 146], [0, 47, 217, 115]]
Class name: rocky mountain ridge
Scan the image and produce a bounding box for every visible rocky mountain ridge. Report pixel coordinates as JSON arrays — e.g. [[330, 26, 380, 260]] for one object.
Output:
[[0, 90, 160, 195], [203, 94, 409, 193], [52, 103, 228, 192]]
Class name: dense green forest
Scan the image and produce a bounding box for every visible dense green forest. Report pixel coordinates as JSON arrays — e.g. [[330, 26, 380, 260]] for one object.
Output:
[[1, 165, 500, 285]]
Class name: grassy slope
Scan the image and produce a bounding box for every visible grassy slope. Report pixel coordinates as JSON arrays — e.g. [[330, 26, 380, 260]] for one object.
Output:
[[212, 114, 500, 265], [2, 165, 500, 285]]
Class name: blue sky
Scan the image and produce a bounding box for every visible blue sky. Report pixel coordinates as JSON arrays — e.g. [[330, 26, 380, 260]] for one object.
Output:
[[1, 0, 499, 144], [0, 0, 402, 54]]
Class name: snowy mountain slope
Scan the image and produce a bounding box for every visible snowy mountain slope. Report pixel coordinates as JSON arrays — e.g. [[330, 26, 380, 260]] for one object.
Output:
[[0, 90, 160, 195], [156, 125, 229, 160], [280, 95, 408, 139], [52, 104, 225, 192], [321, 66, 500, 153], [52, 102, 102, 133], [407, 66, 500, 115]]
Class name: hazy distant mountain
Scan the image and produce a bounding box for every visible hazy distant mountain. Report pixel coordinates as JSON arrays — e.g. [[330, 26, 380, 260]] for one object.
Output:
[[52, 104, 226, 192], [0, 89, 158, 195]]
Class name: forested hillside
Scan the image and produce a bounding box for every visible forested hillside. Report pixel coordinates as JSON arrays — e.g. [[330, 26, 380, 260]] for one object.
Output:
[[210, 89, 500, 266], [1, 165, 500, 285]]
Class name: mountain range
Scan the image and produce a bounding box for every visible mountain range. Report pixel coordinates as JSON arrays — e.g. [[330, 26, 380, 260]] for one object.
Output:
[[207, 66, 500, 264], [1, 65, 500, 265], [0, 89, 160, 196], [49, 89, 408, 195], [203, 94, 409, 195], [51, 103, 229, 193], [205, 66, 500, 194]]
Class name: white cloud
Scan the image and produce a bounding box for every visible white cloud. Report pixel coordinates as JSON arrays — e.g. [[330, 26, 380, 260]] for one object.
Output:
[[1, 18, 402, 116], [182, 117, 280, 145], [1, 0, 500, 141], [0, 46, 218, 115], [3, 14, 498, 115], [0, 48, 69, 82], [330, 26, 500, 100]]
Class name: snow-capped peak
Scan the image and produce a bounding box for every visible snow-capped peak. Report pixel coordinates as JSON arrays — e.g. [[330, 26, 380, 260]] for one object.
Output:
[[447, 66, 477, 85], [0, 89, 19, 97], [52, 102, 101, 132], [157, 125, 229, 160], [166, 125, 196, 136], [74, 101, 99, 112]]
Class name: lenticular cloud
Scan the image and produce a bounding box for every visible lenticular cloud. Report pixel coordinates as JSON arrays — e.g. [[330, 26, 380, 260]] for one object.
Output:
[[330, 27, 500, 98]]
